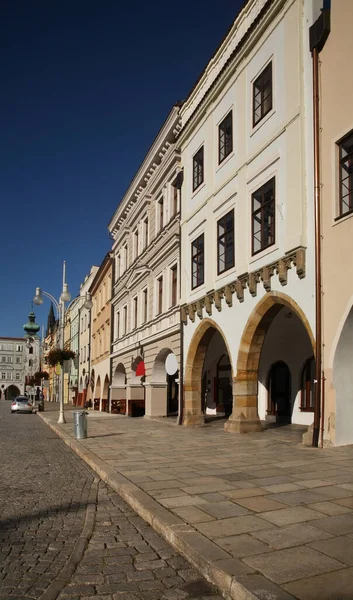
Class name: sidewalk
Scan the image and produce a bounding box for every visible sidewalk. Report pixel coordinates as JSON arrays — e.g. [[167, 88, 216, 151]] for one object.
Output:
[[38, 403, 353, 600]]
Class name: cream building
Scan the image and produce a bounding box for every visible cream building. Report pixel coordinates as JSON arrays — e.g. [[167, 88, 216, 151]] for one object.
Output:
[[318, 1, 353, 446], [108, 105, 181, 418], [179, 0, 319, 435], [88, 254, 112, 411], [77, 266, 98, 407]]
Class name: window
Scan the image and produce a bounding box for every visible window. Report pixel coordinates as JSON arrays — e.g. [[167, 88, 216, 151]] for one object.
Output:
[[116, 253, 121, 278], [157, 276, 163, 314], [143, 289, 148, 323], [16, 357, 21, 364], [29, 359, 33, 367], [133, 297, 138, 329], [252, 177, 275, 255], [217, 210, 234, 274], [144, 218, 149, 248], [171, 265, 178, 306], [219, 111, 233, 163], [1, 357, 5, 363], [338, 130, 353, 217], [1, 373, 5, 380], [134, 229, 139, 258], [15, 372, 20, 381], [116, 311, 120, 339], [29, 347, 33, 355], [124, 243, 128, 270], [192, 234, 204, 289], [253, 62, 272, 127], [7, 356, 12, 363], [193, 146, 204, 191], [123, 306, 128, 334], [300, 358, 315, 411], [159, 197, 164, 231], [172, 185, 178, 215], [16, 345, 22, 352]]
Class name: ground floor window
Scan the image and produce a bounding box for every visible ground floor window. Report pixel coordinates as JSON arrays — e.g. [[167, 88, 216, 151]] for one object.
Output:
[[300, 357, 315, 411]]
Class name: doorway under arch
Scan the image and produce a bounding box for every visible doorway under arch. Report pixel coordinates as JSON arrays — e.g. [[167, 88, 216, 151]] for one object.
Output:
[[183, 320, 233, 426], [267, 361, 292, 423], [102, 375, 110, 412], [111, 363, 127, 414], [94, 376, 101, 411], [6, 385, 20, 401], [226, 291, 315, 433]]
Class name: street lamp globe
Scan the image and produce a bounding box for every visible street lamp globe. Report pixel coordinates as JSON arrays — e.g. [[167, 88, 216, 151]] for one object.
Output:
[[33, 288, 44, 306], [83, 292, 93, 310], [60, 283, 71, 303]]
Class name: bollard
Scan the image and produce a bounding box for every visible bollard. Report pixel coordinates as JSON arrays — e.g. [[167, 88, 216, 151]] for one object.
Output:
[[73, 410, 88, 440]]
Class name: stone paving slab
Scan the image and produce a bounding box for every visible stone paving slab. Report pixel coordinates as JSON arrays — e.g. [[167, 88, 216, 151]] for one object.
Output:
[[38, 404, 353, 600]]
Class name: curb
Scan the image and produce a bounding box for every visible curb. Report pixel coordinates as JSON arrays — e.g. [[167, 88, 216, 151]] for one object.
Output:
[[37, 413, 259, 600]]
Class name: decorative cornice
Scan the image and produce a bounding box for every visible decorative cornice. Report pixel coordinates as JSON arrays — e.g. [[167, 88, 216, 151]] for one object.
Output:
[[181, 247, 306, 324]]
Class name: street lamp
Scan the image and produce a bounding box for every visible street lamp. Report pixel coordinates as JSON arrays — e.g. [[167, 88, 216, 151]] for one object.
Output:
[[33, 261, 93, 424]]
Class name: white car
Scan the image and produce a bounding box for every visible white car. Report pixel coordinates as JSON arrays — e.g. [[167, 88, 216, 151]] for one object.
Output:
[[11, 396, 33, 414]]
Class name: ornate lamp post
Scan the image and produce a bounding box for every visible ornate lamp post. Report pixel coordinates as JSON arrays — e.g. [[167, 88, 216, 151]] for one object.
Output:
[[33, 262, 92, 424]]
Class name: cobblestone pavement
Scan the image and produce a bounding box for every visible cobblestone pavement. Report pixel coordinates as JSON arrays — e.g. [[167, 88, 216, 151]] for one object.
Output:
[[59, 481, 223, 600], [0, 402, 223, 600]]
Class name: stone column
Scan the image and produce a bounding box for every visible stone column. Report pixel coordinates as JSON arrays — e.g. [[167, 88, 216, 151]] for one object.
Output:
[[224, 371, 262, 433], [144, 382, 168, 417]]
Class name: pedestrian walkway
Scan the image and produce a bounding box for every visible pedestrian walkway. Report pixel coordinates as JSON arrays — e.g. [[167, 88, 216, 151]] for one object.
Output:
[[38, 403, 353, 600]]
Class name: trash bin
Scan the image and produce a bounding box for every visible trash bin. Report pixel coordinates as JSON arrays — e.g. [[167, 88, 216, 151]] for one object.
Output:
[[73, 410, 88, 440]]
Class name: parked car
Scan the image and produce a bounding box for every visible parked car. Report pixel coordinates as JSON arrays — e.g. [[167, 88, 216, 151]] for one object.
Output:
[[11, 396, 33, 414]]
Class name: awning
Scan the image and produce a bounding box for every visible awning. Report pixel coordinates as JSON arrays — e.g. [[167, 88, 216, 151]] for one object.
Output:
[[136, 361, 146, 376]]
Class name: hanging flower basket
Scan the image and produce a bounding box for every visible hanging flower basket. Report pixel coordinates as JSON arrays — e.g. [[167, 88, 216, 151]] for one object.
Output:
[[34, 371, 49, 381], [47, 349, 76, 366]]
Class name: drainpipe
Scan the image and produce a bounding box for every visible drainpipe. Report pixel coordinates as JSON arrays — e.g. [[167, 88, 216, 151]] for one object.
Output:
[[309, 5, 330, 447], [174, 167, 184, 426]]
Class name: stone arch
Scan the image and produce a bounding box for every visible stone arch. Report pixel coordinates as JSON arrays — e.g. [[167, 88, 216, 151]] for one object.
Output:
[[153, 348, 173, 383], [333, 306, 353, 445], [113, 363, 127, 386], [183, 318, 233, 426], [6, 385, 20, 401], [226, 291, 315, 433]]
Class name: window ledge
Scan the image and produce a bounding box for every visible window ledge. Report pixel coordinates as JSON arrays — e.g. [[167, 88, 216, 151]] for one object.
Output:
[[333, 209, 353, 226], [250, 108, 276, 138]]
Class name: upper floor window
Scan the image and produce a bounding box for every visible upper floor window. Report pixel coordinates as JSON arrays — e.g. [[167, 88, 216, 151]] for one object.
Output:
[[157, 276, 163, 314], [219, 111, 233, 163], [338, 130, 353, 217], [252, 177, 275, 255], [143, 288, 148, 323], [15, 372, 20, 381], [124, 243, 128, 270], [171, 265, 178, 306], [123, 305, 128, 335], [1, 373, 5, 380], [16, 356, 21, 364], [253, 62, 272, 127], [144, 217, 149, 248], [172, 185, 178, 215], [115, 311, 120, 339], [192, 234, 204, 289], [133, 297, 138, 329], [116, 253, 121, 278], [16, 345, 22, 352], [217, 210, 234, 274], [134, 229, 139, 258], [159, 197, 164, 231], [193, 146, 204, 191]]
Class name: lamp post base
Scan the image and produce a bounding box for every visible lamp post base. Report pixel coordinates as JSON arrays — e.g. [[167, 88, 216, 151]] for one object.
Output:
[[58, 412, 66, 424]]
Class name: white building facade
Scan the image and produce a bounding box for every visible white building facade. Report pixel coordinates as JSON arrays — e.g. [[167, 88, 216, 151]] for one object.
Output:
[[0, 337, 26, 399], [179, 0, 318, 434], [108, 105, 182, 418]]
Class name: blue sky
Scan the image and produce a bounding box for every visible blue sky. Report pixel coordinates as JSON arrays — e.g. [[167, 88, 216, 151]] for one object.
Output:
[[1, 0, 243, 337]]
